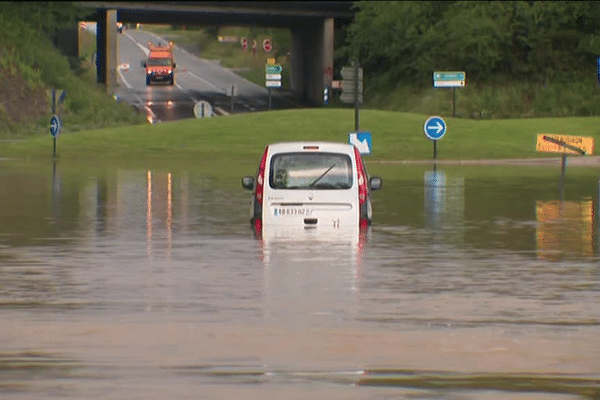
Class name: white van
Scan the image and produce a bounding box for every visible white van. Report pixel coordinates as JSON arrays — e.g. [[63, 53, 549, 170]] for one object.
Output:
[[242, 142, 382, 232]]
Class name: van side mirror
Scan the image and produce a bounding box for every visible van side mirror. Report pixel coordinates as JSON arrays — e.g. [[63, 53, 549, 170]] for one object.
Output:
[[242, 176, 255, 190], [141, 61, 146, 68], [369, 177, 382, 191], [172, 63, 176, 69]]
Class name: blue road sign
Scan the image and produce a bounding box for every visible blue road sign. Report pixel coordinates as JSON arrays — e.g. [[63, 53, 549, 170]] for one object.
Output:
[[49, 115, 62, 137], [424, 116, 446, 140], [349, 131, 372, 155], [265, 64, 282, 74]]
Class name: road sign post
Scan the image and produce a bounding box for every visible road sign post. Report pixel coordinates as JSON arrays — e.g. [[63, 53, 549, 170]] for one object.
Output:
[[193, 100, 213, 118], [424, 116, 447, 160], [433, 71, 465, 117], [348, 131, 372, 155], [597, 56, 600, 87], [535, 133, 595, 193], [263, 39, 272, 52], [341, 62, 363, 130], [265, 62, 282, 110], [49, 115, 62, 157], [48, 88, 65, 158]]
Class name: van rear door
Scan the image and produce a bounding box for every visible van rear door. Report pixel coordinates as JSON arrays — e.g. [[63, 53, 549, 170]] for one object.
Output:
[[262, 144, 359, 230]]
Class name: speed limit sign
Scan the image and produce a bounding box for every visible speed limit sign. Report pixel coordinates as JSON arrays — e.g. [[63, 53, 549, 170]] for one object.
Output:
[[263, 39, 272, 52]]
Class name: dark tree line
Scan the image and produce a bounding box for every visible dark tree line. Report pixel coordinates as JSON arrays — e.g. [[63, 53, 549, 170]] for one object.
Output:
[[338, 1, 600, 89], [0, 2, 87, 37]]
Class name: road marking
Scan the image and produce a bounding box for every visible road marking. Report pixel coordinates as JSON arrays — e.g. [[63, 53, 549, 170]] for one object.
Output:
[[146, 31, 164, 43], [178, 47, 192, 57], [214, 106, 229, 116], [145, 105, 157, 124], [124, 32, 150, 56], [121, 31, 234, 117], [186, 71, 226, 93], [117, 68, 132, 89]]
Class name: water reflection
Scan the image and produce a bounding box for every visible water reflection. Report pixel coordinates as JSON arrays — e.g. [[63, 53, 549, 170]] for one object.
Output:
[[423, 169, 465, 246], [420, 167, 599, 259], [2, 161, 600, 398], [257, 223, 366, 327], [51, 160, 62, 224], [536, 199, 594, 260]]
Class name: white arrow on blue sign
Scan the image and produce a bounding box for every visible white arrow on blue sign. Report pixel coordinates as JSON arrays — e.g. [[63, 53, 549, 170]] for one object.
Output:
[[423, 116, 446, 140], [49, 115, 62, 137], [348, 131, 372, 155]]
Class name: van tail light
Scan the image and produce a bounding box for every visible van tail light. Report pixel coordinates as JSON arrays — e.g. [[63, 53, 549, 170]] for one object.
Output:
[[255, 146, 269, 205], [354, 146, 369, 228], [254, 218, 262, 236], [354, 146, 368, 206]]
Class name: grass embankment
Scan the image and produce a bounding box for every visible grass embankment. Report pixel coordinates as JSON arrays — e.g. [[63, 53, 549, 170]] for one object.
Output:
[[1, 108, 598, 164], [0, 10, 145, 139]]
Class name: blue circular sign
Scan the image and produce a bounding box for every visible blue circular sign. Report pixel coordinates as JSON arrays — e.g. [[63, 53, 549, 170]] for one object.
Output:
[[49, 115, 62, 137], [424, 116, 446, 140]]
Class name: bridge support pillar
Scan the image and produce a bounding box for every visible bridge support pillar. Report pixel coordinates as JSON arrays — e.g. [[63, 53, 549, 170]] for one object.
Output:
[[96, 9, 118, 94], [290, 18, 334, 106]]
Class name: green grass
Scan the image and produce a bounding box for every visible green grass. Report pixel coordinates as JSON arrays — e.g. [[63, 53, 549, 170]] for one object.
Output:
[[2, 109, 599, 163], [0, 12, 146, 139]]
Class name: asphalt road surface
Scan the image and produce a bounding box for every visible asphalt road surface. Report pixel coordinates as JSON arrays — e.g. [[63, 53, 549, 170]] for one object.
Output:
[[114, 28, 303, 122]]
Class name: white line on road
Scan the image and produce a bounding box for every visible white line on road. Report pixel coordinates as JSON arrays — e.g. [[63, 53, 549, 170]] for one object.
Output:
[[125, 32, 150, 56], [214, 106, 229, 116], [186, 71, 226, 94], [117, 68, 132, 89], [145, 105, 157, 123]]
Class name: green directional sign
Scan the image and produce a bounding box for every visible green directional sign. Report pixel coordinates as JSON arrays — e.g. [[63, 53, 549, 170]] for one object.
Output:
[[434, 71, 465, 81], [265, 64, 282, 74], [433, 71, 466, 87]]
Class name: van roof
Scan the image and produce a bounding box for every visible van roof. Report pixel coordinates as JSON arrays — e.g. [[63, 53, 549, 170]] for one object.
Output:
[[267, 141, 356, 155], [149, 51, 172, 59]]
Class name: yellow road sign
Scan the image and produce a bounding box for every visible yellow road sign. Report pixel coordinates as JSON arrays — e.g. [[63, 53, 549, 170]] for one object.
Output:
[[536, 133, 595, 155]]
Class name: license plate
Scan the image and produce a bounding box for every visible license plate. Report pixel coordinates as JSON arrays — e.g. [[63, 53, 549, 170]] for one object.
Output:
[[273, 207, 312, 217]]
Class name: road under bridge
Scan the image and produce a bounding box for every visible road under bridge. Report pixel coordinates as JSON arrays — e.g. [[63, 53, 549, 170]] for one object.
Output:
[[80, 2, 355, 106]]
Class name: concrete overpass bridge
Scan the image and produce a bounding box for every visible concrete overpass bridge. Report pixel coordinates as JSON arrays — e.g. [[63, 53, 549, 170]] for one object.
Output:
[[80, 2, 355, 106]]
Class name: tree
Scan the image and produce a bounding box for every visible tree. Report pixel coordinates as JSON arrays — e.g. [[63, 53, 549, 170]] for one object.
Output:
[[339, 1, 595, 89], [0, 2, 88, 37]]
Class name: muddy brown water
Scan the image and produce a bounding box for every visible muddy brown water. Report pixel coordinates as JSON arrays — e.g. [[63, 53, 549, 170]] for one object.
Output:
[[0, 158, 599, 399]]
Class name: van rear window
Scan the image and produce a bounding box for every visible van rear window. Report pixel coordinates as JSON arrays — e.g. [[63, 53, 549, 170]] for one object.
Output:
[[147, 58, 173, 66], [269, 152, 353, 189]]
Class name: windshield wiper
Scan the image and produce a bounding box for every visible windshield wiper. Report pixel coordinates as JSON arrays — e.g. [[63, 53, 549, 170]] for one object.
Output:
[[309, 164, 336, 188]]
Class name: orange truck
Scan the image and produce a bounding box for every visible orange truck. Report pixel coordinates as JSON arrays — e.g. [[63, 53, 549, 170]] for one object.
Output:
[[143, 42, 176, 85]]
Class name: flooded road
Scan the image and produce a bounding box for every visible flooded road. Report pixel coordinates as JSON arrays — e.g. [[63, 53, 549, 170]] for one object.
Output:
[[1, 158, 599, 399]]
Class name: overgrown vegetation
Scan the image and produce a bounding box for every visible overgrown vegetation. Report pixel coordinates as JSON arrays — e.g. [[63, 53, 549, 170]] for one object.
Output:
[[0, 2, 145, 138], [4, 1, 600, 143], [336, 1, 600, 119], [144, 2, 600, 120]]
